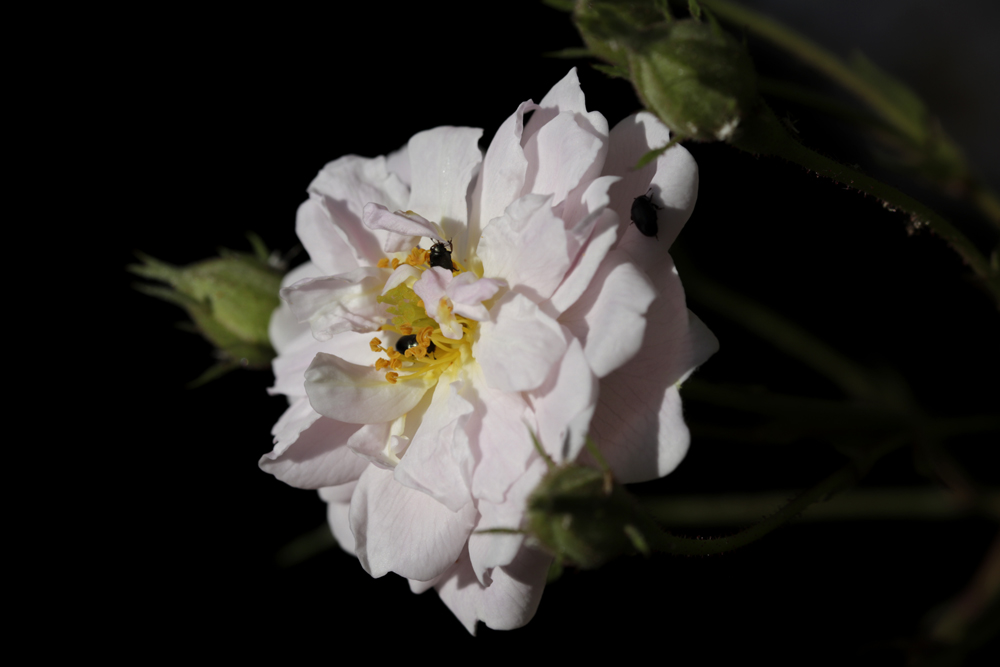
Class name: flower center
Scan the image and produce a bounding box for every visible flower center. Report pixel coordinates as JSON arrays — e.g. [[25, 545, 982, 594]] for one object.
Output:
[[372, 245, 475, 385]]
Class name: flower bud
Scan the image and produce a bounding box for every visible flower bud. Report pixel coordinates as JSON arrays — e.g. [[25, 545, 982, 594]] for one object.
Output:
[[130, 238, 283, 384], [574, 2, 758, 141], [526, 461, 650, 569]]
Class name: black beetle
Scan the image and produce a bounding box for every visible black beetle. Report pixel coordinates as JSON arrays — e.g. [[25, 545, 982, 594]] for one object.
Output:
[[395, 334, 435, 356], [630, 191, 660, 239], [429, 240, 454, 271]]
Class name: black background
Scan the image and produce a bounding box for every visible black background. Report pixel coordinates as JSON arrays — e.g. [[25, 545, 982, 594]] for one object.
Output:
[[92, 1, 1000, 662]]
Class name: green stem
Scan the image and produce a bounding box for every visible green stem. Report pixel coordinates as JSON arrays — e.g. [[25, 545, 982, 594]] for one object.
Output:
[[635, 436, 907, 556], [731, 104, 1000, 307], [641, 487, 1000, 526]]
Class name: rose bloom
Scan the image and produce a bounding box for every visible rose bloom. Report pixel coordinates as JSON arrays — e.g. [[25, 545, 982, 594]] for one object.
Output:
[[261, 69, 717, 634]]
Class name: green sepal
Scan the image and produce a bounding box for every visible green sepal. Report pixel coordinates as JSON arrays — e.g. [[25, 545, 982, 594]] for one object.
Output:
[[129, 236, 284, 384]]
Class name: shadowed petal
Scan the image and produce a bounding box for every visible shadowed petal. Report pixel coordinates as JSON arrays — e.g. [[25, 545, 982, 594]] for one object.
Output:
[[393, 380, 476, 512], [433, 544, 552, 635], [406, 127, 483, 259], [603, 112, 698, 250], [260, 404, 370, 489], [305, 353, 431, 424], [586, 256, 718, 481], [475, 290, 566, 393], [478, 194, 572, 302], [350, 465, 477, 581], [558, 250, 657, 378], [321, 482, 359, 555]]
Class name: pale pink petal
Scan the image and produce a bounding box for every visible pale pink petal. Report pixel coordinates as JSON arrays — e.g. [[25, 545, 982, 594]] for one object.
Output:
[[467, 456, 548, 584], [320, 482, 359, 556], [267, 396, 322, 454], [474, 290, 567, 393], [270, 343, 321, 398], [381, 264, 423, 294], [304, 352, 431, 424], [547, 205, 619, 315], [538, 67, 588, 115], [305, 155, 410, 268], [447, 273, 503, 321], [282, 267, 391, 339], [434, 544, 552, 635], [406, 127, 483, 260], [603, 112, 698, 250], [478, 194, 572, 302], [558, 250, 657, 378], [466, 367, 537, 504], [362, 203, 443, 251], [260, 408, 370, 489], [471, 100, 539, 246], [341, 421, 396, 470], [385, 145, 411, 187], [269, 261, 324, 356], [294, 197, 362, 276], [522, 111, 605, 208], [393, 380, 476, 512], [586, 256, 718, 482], [350, 465, 477, 581], [521, 68, 588, 142], [412, 268, 462, 339], [529, 336, 597, 463]]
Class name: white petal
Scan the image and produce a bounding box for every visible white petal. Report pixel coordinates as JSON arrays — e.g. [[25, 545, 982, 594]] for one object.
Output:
[[474, 290, 567, 393], [260, 406, 370, 489], [320, 482, 359, 555], [547, 204, 619, 315], [522, 68, 588, 140], [386, 145, 411, 187], [406, 127, 483, 260], [466, 367, 537, 504], [304, 352, 431, 424], [559, 250, 657, 378], [362, 203, 443, 252], [393, 379, 476, 512], [471, 99, 538, 246], [350, 465, 477, 581], [448, 273, 503, 322], [434, 544, 551, 635], [478, 194, 572, 302], [269, 261, 325, 356], [305, 155, 410, 268], [267, 396, 322, 456], [522, 111, 604, 208], [467, 456, 548, 584], [603, 112, 698, 250], [529, 336, 598, 463], [586, 256, 718, 482], [282, 267, 391, 339]]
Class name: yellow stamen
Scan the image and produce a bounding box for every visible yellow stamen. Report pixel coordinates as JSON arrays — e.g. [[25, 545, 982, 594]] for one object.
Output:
[[377, 258, 390, 268], [417, 326, 434, 347], [399, 324, 413, 335], [369, 337, 383, 352], [391, 258, 401, 269], [385, 372, 399, 384]]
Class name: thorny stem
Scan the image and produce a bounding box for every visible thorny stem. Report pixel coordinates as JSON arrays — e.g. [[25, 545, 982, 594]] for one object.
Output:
[[700, 0, 1000, 232], [729, 103, 1000, 308]]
